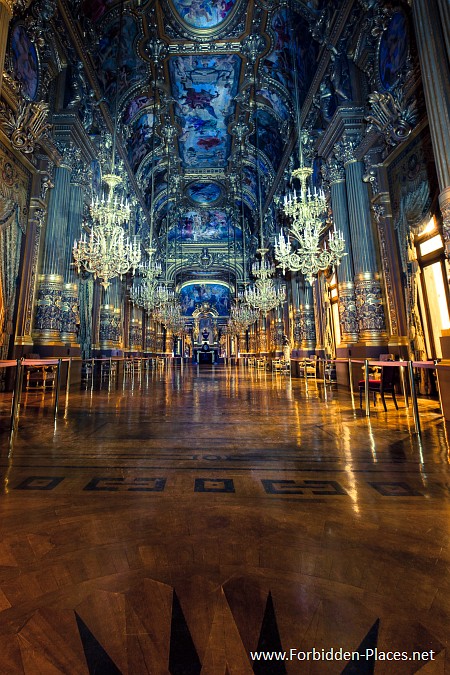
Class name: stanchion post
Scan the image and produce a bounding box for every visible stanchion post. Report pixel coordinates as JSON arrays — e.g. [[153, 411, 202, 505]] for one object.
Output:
[[64, 357, 72, 415], [434, 360, 444, 418], [54, 358, 62, 420], [364, 359, 370, 416], [399, 364, 409, 408], [408, 360, 421, 435], [9, 359, 23, 447], [348, 358, 354, 397]]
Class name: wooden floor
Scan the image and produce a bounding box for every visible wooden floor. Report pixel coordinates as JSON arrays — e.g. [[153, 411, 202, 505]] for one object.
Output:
[[0, 363, 449, 674]]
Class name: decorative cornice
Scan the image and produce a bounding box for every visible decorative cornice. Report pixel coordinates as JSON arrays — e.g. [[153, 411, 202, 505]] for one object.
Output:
[[316, 106, 366, 160]]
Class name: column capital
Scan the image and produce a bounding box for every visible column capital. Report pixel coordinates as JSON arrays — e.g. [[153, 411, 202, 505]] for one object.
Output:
[[0, 0, 14, 17]]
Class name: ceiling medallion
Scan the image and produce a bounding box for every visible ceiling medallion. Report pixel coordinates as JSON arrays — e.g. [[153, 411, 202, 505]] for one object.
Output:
[[166, 0, 242, 36], [185, 180, 224, 206]]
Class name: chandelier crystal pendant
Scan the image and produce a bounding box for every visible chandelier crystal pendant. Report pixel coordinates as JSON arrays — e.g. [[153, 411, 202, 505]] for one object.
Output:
[[245, 248, 285, 314], [73, 173, 141, 289], [72, 0, 141, 290], [227, 295, 259, 335], [275, 166, 346, 285], [130, 247, 162, 311]]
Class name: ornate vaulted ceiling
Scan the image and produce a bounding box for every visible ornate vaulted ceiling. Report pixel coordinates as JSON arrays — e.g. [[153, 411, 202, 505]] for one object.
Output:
[[76, 0, 329, 283]]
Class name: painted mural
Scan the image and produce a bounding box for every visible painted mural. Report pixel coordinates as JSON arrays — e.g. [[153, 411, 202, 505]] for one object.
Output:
[[171, 0, 238, 30], [82, 0, 114, 23], [142, 165, 166, 212], [181, 283, 231, 316], [186, 181, 222, 205], [168, 209, 241, 242], [170, 54, 240, 169], [10, 25, 39, 101], [252, 109, 283, 173], [263, 9, 318, 102], [379, 10, 409, 90], [257, 88, 289, 121], [97, 15, 147, 102], [126, 110, 155, 172], [122, 95, 152, 125]]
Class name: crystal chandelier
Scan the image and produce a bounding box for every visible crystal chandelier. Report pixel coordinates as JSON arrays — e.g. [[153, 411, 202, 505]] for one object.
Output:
[[130, 247, 161, 311], [227, 295, 259, 335], [159, 301, 185, 335], [245, 248, 285, 314], [275, 165, 346, 284], [274, 24, 345, 285], [72, 1, 141, 290], [73, 173, 141, 289]]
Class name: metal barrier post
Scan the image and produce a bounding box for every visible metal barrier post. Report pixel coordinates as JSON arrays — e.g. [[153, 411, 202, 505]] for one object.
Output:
[[399, 364, 409, 408], [408, 360, 421, 435], [54, 358, 62, 419], [434, 360, 444, 417], [348, 358, 354, 397], [364, 359, 370, 417], [9, 359, 23, 447], [64, 358, 72, 416]]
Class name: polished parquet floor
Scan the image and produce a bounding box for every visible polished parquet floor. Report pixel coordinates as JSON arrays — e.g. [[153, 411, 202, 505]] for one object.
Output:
[[0, 363, 449, 674]]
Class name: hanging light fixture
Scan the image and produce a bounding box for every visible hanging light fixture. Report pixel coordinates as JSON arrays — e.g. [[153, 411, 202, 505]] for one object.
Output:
[[244, 60, 285, 315], [274, 15, 345, 284], [228, 135, 261, 333], [73, 0, 141, 289], [130, 46, 163, 310]]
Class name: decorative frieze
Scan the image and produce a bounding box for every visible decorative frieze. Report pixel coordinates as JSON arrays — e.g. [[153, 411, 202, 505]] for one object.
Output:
[[33, 273, 63, 342], [299, 305, 316, 350], [354, 273, 387, 343], [60, 283, 79, 344], [337, 281, 358, 344]]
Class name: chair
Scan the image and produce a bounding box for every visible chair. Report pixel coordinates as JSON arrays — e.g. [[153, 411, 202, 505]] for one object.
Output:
[[324, 359, 336, 382], [24, 354, 56, 390], [359, 364, 398, 411], [299, 356, 317, 379]]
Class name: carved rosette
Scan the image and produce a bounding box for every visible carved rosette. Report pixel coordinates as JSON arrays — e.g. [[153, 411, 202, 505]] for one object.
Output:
[[99, 304, 117, 349], [60, 283, 79, 344], [129, 318, 143, 351], [337, 282, 359, 344], [33, 274, 63, 342], [300, 305, 316, 350], [354, 273, 387, 343]]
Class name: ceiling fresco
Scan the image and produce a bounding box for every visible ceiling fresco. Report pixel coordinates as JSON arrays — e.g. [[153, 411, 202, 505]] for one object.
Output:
[[169, 54, 241, 169], [168, 209, 242, 242], [171, 0, 239, 30], [81, 0, 326, 281]]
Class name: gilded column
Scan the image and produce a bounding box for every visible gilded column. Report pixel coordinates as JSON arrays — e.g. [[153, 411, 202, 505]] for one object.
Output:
[[300, 279, 316, 352], [412, 0, 450, 261], [33, 161, 72, 345], [61, 165, 85, 346], [335, 136, 387, 345], [327, 156, 358, 345], [99, 284, 118, 351], [129, 306, 143, 352], [0, 0, 13, 99], [292, 274, 302, 351]]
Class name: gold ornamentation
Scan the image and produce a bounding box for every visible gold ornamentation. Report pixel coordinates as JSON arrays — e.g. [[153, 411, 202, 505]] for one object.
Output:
[[0, 100, 51, 154]]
